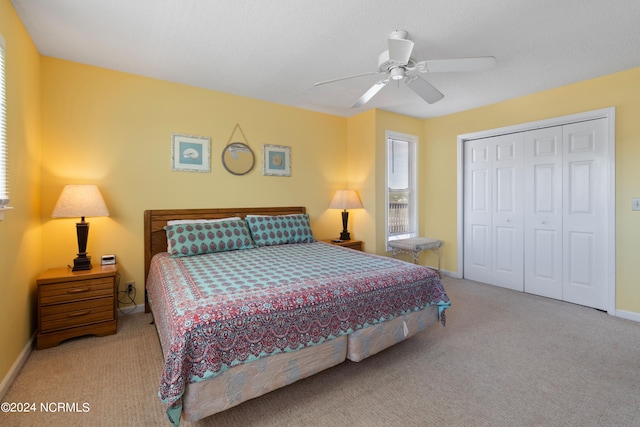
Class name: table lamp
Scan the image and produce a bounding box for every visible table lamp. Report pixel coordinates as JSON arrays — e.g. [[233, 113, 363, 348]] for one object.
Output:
[[329, 189, 363, 240], [52, 184, 110, 271]]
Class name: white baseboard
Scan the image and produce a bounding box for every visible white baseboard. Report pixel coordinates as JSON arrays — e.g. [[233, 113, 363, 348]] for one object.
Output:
[[615, 309, 640, 323], [440, 270, 462, 279], [0, 332, 35, 401], [439, 269, 460, 278], [117, 303, 146, 316]]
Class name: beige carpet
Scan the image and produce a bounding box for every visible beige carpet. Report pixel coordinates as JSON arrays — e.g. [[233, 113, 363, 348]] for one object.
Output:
[[3, 277, 640, 427]]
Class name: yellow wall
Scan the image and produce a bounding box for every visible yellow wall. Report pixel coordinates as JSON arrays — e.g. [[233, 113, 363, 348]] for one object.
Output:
[[0, 0, 42, 387], [346, 110, 376, 249], [346, 110, 426, 255], [423, 67, 640, 313], [40, 58, 349, 305]]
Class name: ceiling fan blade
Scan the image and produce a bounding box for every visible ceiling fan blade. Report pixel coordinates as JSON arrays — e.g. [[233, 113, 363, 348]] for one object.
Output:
[[416, 56, 496, 73], [388, 38, 414, 65], [406, 76, 444, 104], [313, 71, 379, 86], [351, 79, 388, 108]]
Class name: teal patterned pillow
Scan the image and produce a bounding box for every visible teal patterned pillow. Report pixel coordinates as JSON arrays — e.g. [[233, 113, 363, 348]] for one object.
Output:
[[165, 219, 255, 257], [246, 214, 315, 247]]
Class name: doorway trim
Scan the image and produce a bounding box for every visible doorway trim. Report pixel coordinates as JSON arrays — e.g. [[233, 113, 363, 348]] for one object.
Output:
[[456, 107, 616, 315]]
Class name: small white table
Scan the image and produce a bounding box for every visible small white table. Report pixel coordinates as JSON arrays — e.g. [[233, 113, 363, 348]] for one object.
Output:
[[389, 237, 443, 276]]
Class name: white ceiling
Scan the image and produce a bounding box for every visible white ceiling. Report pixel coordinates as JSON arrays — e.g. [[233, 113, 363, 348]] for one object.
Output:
[[10, 0, 640, 119]]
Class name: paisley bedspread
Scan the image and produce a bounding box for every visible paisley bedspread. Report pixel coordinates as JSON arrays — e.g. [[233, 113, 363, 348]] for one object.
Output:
[[146, 241, 450, 424]]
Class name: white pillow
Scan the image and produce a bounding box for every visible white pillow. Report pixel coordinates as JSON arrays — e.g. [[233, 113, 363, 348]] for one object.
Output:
[[166, 217, 241, 252]]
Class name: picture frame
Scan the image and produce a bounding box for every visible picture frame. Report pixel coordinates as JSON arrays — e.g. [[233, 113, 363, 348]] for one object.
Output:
[[262, 144, 291, 176], [171, 133, 211, 173]]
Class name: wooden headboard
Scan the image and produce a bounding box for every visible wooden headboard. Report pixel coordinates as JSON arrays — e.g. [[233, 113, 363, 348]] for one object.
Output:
[[143, 206, 307, 312]]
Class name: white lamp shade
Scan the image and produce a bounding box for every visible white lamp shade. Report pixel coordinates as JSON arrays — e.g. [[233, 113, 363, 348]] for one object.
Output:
[[329, 190, 363, 210], [52, 185, 110, 218]]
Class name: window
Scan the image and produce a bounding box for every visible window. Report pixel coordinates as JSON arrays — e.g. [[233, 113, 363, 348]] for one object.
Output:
[[0, 35, 8, 207], [386, 131, 418, 248]]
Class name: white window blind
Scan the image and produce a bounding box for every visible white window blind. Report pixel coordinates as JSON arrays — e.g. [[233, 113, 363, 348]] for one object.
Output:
[[0, 35, 8, 206]]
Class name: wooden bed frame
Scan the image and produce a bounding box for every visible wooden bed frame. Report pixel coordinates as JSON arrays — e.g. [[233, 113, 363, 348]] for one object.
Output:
[[143, 206, 307, 312]]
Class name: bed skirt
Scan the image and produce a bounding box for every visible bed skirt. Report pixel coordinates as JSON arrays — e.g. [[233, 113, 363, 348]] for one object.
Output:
[[182, 335, 348, 421], [347, 305, 439, 362], [181, 305, 438, 421]]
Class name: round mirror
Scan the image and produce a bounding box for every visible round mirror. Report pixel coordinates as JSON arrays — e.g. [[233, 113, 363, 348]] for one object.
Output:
[[222, 142, 255, 175]]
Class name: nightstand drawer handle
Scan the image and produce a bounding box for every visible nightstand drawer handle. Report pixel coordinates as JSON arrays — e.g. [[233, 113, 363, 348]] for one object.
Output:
[[67, 287, 91, 294], [67, 310, 91, 318]]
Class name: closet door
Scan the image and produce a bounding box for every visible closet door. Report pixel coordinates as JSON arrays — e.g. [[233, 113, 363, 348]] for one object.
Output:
[[463, 114, 611, 311], [464, 133, 524, 290], [524, 127, 563, 299], [464, 139, 493, 284], [562, 118, 608, 310]]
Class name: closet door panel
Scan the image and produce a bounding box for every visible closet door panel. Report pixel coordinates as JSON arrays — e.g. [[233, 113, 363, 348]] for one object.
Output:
[[491, 134, 524, 290], [524, 127, 563, 299], [562, 119, 608, 310], [567, 231, 594, 285], [464, 141, 492, 283], [532, 229, 558, 278]]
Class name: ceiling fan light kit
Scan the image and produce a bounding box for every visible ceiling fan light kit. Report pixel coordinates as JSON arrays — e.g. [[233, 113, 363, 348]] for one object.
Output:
[[389, 67, 405, 80], [314, 29, 496, 108]]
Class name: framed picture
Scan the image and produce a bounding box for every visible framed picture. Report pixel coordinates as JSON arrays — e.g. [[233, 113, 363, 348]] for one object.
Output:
[[263, 144, 291, 176], [171, 133, 211, 173]]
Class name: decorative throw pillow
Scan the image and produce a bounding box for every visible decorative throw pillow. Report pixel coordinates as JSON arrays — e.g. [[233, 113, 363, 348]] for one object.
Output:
[[165, 219, 254, 257], [166, 217, 241, 253], [245, 214, 315, 247]]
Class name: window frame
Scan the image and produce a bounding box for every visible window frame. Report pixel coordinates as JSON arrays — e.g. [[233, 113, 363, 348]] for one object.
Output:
[[385, 130, 418, 250], [0, 35, 7, 206]]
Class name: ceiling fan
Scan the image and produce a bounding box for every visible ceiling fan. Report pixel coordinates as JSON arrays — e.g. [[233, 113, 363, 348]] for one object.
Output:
[[313, 30, 496, 108]]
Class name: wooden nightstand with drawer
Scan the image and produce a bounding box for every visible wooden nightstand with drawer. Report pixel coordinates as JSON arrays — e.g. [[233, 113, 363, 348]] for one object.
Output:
[[37, 264, 118, 350], [323, 239, 363, 251]]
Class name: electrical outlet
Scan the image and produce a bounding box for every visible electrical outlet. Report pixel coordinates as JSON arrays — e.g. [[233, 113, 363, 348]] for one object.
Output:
[[125, 281, 135, 293], [633, 197, 640, 211]]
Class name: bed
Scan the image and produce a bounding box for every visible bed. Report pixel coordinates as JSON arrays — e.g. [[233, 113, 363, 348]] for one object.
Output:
[[143, 207, 450, 425]]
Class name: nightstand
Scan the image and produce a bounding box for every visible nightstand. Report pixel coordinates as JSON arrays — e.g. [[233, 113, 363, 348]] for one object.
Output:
[[323, 239, 363, 251], [36, 264, 118, 350]]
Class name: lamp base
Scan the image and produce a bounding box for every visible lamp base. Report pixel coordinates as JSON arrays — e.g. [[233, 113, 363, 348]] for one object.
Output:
[[339, 210, 351, 241], [339, 231, 351, 240], [72, 255, 92, 271]]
